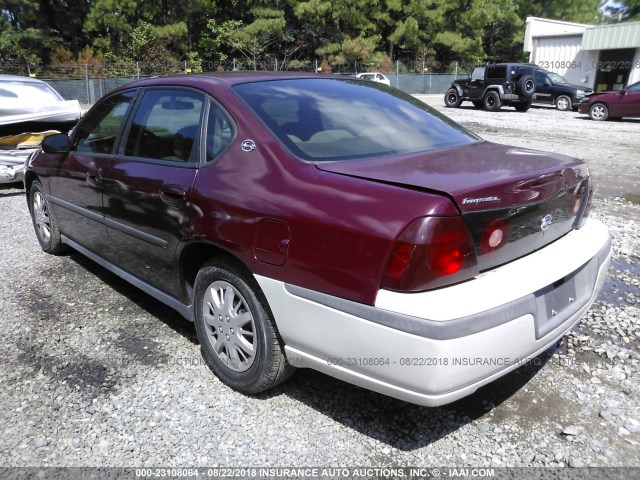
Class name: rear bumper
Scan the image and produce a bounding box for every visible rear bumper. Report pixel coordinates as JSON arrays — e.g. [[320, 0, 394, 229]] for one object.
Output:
[[256, 218, 611, 406]]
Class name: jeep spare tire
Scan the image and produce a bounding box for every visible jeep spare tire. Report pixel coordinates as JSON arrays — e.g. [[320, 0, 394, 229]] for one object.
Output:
[[519, 75, 535, 98]]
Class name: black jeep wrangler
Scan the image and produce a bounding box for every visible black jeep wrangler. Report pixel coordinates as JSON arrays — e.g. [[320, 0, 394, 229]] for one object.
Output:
[[444, 63, 537, 112]]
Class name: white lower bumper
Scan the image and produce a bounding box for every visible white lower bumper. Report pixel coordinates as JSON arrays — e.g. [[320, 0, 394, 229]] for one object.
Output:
[[255, 218, 611, 406]]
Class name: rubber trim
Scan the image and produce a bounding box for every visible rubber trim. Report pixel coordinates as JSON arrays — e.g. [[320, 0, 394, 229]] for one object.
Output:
[[47, 194, 168, 247], [61, 235, 194, 321]]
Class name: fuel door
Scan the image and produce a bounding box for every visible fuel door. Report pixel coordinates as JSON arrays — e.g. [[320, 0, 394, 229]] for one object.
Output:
[[254, 219, 291, 266]]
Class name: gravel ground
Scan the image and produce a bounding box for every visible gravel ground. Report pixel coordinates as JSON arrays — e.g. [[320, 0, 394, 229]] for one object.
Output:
[[1, 96, 639, 468]]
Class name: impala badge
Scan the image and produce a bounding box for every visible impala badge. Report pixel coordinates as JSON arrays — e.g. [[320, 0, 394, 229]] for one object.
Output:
[[241, 139, 256, 152], [541, 213, 553, 231]]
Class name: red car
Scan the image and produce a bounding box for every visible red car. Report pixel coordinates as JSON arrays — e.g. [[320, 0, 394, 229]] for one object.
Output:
[[25, 73, 611, 406], [579, 81, 640, 120]]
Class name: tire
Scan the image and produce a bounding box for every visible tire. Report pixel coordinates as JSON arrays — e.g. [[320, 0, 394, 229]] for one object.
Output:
[[555, 95, 572, 111], [589, 103, 609, 121], [514, 101, 531, 112], [29, 180, 67, 255], [472, 100, 484, 109], [483, 91, 502, 112], [194, 258, 293, 394], [518, 75, 536, 98], [444, 88, 462, 108]]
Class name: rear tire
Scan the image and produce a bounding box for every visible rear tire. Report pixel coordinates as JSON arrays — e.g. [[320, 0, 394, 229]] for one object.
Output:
[[194, 258, 294, 394], [589, 103, 609, 121], [483, 91, 502, 112], [514, 101, 531, 112], [555, 95, 572, 111], [444, 88, 462, 108], [29, 180, 67, 255]]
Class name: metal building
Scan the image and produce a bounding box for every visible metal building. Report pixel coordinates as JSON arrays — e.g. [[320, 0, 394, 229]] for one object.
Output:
[[524, 17, 640, 91]]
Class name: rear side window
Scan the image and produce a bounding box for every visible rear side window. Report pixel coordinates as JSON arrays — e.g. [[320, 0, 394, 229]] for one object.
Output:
[[205, 103, 235, 162], [486, 66, 506, 79], [234, 78, 477, 162], [124, 89, 204, 162], [74, 91, 136, 154]]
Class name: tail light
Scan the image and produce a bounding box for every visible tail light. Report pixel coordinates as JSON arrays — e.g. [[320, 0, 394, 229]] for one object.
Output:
[[381, 216, 479, 292]]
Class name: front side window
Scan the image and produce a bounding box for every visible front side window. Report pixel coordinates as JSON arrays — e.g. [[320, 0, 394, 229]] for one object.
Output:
[[124, 89, 204, 162], [74, 91, 136, 154], [626, 81, 640, 93], [234, 78, 478, 162], [471, 67, 485, 81]]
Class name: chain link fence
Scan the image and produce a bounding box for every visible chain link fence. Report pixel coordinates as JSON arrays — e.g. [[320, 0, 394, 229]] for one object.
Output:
[[0, 60, 470, 104]]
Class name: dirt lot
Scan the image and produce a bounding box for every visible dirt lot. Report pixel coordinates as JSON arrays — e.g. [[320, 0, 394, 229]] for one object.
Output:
[[0, 97, 639, 469]]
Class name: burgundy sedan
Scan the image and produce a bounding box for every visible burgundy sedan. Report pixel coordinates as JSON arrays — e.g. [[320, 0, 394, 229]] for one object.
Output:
[[579, 81, 640, 120], [25, 73, 611, 406]]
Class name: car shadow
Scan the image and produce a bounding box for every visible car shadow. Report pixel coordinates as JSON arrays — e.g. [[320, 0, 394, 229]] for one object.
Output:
[[0, 182, 24, 197], [67, 249, 551, 449], [68, 251, 199, 345], [273, 353, 551, 451]]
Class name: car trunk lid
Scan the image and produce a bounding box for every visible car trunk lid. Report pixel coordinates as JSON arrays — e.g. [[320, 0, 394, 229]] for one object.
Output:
[[315, 141, 591, 272]]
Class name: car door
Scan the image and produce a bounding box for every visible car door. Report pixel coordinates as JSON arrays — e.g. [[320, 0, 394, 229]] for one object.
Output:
[[467, 67, 486, 98], [48, 90, 137, 261], [616, 82, 640, 117], [100, 88, 205, 296], [534, 71, 552, 104]]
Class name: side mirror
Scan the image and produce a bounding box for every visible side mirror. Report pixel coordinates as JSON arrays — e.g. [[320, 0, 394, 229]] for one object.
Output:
[[42, 133, 70, 154], [544, 79, 551, 86], [619, 88, 627, 95]]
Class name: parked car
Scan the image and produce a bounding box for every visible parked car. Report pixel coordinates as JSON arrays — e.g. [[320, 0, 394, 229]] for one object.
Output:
[[0, 75, 81, 183], [26, 72, 610, 407], [532, 69, 592, 111], [356, 72, 391, 86], [578, 81, 640, 120], [0, 75, 81, 127], [444, 63, 537, 111]]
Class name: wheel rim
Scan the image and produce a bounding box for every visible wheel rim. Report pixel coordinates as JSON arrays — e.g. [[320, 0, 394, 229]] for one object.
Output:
[[447, 92, 458, 104], [32, 191, 51, 243], [591, 105, 606, 120], [202, 280, 257, 372], [486, 96, 495, 107], [557, 97, 570, 110], [525, 80, 535, 94]]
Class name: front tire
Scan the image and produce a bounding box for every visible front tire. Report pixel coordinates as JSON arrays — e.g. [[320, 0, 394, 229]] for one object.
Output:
[[29, 180, 66, 255], [194, 258, 293, 394], [483, 91, 502, 112], [444, 88, 462, 108], [555, 95, 572, 111], [589, 103, 609, 121]]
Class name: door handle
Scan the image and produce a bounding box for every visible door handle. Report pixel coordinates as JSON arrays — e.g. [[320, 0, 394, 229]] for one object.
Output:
[[159, 185, 187, 205], [86, 168, 102, 185]]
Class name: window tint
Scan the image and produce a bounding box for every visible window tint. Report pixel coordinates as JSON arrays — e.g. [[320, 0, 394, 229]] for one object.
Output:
[[124, 89, 204, 162], [74, 91, 136, 154], [486, 66, 506, 79], [234, 79, 478, 162], [205, 103, 234, 162]]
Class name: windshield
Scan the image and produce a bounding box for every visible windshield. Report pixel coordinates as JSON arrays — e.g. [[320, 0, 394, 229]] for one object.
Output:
[[233, 78, 478, 162], [547, 72, 569, 84]]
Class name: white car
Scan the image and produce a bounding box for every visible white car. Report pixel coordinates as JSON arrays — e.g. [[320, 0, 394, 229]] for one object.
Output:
[[356, 72, 391, 86]]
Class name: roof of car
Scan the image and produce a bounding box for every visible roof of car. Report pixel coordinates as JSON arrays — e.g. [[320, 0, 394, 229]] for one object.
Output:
[[0, 74, 49, 84], [125, 71, 335, 89]]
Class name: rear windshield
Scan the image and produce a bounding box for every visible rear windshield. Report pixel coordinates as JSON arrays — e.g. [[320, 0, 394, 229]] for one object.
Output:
[[233, 78, 478, 162]]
